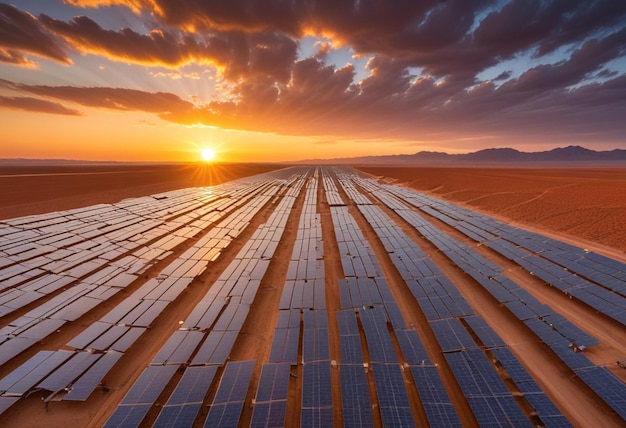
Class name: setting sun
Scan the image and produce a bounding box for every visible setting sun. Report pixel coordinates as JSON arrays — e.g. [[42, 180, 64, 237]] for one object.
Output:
[[201, 147, 216, 162]]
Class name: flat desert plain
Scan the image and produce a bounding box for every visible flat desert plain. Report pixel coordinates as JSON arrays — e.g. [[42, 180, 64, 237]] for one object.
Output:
[[0, 163, 283, 220], [0, 165, 624, 427], [358, 166, 626, 257]]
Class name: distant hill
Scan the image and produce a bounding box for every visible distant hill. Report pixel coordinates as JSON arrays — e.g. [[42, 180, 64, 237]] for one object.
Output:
[[292, 146, 626, 166]]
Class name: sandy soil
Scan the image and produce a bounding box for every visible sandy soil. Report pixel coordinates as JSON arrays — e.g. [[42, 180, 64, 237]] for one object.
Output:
[[0, 163, 283, 220], [357, 167, 626, 256]]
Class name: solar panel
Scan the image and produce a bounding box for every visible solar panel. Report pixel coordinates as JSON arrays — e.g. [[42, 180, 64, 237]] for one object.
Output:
[[0, 396, 19, 416], [359, 308, 398, 363], [103, 404, 152, 427], [463, 315, 505, 349], [300, 407, 334, 428], [63, 351, 123, 401], [339, 334, 364, 364], [119, 365, 178, 405], [576, 367, 626, 420], [301, 361, 332, 409], [212, 360, 255, 404], [152, 330, 204, 365], [371, 363, 414, 427], [410, 366, 461, 427], [429, 318, 476, 352], [153, 403, 202, 428], [302, 326, 329, 363], [250, 400, 288, 428], [88, 325, 132, 352], [191, 330, 238, 365], [206, 400, 246, 427], [37, 351, 100, 393], [66, 321, 112, 350], [0, 350, 73, 396], [524, 393, 570, 426], [340, 365, 374, 428], [166, 365, 218, 405], [255, 363, 291, 402], [395, 329, 429, 365], [276, 309, 301, 329], [336, 309, 359, 336]]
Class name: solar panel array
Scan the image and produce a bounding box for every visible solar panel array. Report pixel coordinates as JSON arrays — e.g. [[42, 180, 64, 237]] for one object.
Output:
[[1, 166, 624, 426], [352, 173, 626, 421]]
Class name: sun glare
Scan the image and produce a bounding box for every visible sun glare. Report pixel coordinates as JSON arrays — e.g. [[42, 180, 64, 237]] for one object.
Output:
[[201, 147, 216, 162]]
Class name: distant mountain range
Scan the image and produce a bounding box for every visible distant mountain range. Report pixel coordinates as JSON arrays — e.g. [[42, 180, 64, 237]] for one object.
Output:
[[292, 145, 626, 166]]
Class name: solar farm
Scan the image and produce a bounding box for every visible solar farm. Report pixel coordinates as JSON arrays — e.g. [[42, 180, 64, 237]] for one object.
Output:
[[0, 166, 624, 427]]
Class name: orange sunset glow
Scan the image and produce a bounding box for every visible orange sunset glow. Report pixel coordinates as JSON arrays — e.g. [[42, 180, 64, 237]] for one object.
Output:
[[1, 3, 626, 427], [1, 2, 625, 162]]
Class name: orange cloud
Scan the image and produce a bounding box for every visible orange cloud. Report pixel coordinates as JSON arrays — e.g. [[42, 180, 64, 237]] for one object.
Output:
[[38, 14, 297, 82], [0, 95, 81, 115]]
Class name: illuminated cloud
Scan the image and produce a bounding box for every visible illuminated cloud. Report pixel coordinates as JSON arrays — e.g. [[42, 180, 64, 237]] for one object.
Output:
[[38, 14, 297, 82], [1, 1, 625, 152]]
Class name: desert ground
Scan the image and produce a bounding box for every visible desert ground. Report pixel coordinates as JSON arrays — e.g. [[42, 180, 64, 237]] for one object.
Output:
[[358, 166, 626, 257], [0, 165, 624, 427], [0, 163, 283, 220]]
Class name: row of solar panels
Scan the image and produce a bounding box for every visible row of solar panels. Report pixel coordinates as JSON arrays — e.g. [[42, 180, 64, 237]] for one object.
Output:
[[347, 170, 625, 422], [1, 166, 623, 426], [376, 178, 626, 323], [104, 171, 309, 427], [0, 170, 308, 419], [332, 170, 572, 427]]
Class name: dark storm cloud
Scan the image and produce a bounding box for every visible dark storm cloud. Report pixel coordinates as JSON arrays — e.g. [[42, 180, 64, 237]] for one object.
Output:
[[0, 95, 81, 115], [0, 3, 70, 66]]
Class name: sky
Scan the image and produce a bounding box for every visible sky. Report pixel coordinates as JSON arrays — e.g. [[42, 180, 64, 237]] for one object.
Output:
[[1, 0, 626, 162]]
